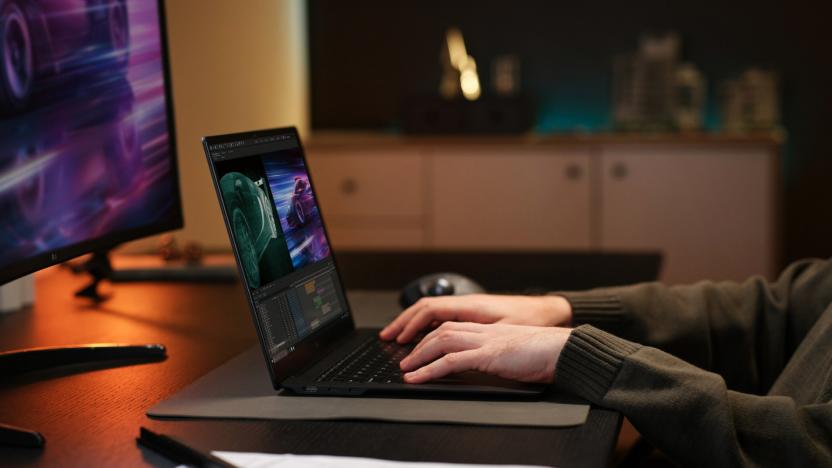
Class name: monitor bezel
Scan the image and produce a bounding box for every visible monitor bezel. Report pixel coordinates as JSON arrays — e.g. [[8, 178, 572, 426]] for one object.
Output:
[[203, 126, 357, 388], [0, 0, 184, 286]]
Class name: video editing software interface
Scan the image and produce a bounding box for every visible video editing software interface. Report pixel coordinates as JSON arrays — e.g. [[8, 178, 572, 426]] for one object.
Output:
[[209, 133, 348, 365]]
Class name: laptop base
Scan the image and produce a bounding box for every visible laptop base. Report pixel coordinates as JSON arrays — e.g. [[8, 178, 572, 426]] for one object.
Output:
[[283, 328, 545, 398]]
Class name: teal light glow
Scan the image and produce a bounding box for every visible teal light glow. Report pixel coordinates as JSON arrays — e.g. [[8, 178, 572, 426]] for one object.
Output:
[[535, 95, 723, 133], [534, 101, 611, 133]]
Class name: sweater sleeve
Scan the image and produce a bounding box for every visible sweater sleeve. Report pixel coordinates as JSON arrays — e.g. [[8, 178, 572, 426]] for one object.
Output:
[[555, 325, 832, 467], [558, 258, 832, 393]]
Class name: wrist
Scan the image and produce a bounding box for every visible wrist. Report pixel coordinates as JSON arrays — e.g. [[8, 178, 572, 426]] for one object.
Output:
[[547, 327, 574, 383], [541, 295, 573, 327]]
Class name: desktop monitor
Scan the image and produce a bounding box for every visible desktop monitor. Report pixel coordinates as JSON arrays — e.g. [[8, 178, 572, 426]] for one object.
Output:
[[0, 0, 180, 448], [0, 0, 182, 286]]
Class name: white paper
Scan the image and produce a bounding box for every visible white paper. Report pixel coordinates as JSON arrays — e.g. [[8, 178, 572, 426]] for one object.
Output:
[[212, 451, 552, 468]]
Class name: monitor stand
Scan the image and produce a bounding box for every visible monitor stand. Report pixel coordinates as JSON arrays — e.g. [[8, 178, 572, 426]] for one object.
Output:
[[1, 251, 227, 446], [0, 343, 166, 448], [71, 251, 237, 302], [73, 251, 115, 302]]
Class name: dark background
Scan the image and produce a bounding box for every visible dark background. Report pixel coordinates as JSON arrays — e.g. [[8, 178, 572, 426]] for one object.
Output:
[[308, 0, 832, 265]]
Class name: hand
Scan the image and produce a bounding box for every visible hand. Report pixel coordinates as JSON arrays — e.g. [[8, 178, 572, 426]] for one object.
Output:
[[380, 294, 573, 344], [399, 322, 573, 384]]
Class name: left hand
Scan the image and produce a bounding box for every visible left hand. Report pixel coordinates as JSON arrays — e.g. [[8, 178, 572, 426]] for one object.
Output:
[[399, 322, 573, 384]]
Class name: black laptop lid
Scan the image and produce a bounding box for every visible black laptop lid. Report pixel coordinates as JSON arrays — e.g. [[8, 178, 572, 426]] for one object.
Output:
[[203, 127, 355, 385]]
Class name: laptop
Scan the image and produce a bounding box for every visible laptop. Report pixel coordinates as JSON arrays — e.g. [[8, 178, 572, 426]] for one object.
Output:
[[203, 127, 543, 397]]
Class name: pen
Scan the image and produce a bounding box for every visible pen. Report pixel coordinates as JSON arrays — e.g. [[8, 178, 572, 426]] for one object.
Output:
[[136, 427, 237, 468]]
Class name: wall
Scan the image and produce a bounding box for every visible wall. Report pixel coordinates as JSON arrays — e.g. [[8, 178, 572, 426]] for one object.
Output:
[[307, 0, 832, 265], [122, 0, 309, 253], [309, 0, 796, 132]]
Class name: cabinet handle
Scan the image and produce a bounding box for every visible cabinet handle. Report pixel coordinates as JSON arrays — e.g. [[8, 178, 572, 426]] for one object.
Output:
[[564, 164, 583, 180], [340, 178, 358, 195], [611, 162, 628, 180]]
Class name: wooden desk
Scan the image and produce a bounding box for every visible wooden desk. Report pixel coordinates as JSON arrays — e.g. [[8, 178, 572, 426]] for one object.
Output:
[[0, 266, 620, 467]]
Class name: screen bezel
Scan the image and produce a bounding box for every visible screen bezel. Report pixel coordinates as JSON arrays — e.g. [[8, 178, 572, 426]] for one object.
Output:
[[203, 126, 357, 388], [0, 0, 184, 285]]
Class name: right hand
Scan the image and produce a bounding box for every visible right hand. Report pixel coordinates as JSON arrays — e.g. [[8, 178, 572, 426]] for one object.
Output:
[[399, 322, 573, 384], [379, 294, 573, 344]]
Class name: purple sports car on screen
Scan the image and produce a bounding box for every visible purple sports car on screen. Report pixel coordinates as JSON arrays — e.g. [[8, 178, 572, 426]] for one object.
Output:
[[0, 0, 129, 112], [286, 176, 317, 228]]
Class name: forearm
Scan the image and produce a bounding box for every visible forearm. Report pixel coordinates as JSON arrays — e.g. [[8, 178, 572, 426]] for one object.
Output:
[[556, 326, 832, 467], [557, 280, 723, 373], [556, 259, 832, 391]]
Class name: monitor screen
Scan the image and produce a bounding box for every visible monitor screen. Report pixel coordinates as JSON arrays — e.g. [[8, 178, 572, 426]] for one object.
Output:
[[206, 130, 349, 366], [0, 0, 182, 283]]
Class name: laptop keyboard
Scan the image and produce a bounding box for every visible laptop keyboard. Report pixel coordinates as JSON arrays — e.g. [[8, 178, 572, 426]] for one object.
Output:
[[316, 337, 415, 384]]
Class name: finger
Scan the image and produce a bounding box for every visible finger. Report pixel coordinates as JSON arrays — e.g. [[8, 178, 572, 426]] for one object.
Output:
[[400, 330, 482, 371], [409, 321, 484, 357], [404, 349, 480, 384], [379, 304, 420, 340], [379, 300, 426, 340], [396, 298, 473, 343]]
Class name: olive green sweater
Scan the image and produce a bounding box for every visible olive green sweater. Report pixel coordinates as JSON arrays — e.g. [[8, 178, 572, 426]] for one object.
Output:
[[556, 258, 832, 467]]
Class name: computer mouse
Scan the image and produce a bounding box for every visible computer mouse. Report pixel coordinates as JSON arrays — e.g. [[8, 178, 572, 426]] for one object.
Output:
[[399, 272, 486, 309]]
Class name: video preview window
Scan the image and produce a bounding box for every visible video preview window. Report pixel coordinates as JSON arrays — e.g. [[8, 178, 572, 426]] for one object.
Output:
[[263, 151, 331, 269], [215, 149, 330, 290]]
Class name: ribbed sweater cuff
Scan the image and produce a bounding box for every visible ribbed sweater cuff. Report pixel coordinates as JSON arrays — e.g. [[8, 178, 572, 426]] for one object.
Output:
[[555, 292, 627, 327], [555, 325, 641, 403]]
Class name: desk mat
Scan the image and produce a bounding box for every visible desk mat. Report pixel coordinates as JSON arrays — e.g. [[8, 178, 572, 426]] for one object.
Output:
[[148, 346, 589, 427]]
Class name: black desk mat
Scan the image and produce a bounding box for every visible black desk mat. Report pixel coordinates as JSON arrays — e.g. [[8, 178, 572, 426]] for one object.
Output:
[[149, 346, 589, 427]]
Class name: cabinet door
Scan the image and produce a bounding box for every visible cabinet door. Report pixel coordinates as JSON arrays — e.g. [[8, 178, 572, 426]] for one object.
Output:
[[431, 148, 592, 249], [305, 149, 426, 249], [600, 145, 776, 283]]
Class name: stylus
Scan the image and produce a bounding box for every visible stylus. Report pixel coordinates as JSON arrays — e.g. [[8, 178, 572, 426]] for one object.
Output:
[[137, 427, 236, 468], [0, 423, 45, 448]]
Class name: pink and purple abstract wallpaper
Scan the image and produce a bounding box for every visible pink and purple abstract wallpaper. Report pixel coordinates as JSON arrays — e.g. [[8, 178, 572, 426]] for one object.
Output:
[[0, 0, 180, 270]]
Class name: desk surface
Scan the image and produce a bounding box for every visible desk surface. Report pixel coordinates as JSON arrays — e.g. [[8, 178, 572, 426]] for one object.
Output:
[[0, 265, 620, 467]]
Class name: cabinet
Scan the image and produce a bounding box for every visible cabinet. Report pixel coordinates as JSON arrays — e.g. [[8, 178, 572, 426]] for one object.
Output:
[[431, 148, 592, 249], [306, 134, 780, 283], [306, 149, 427, 249], [598, 144, 776, 283]]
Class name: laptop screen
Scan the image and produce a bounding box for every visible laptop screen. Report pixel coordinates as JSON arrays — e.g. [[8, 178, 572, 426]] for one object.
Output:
[[205, 129, 350, 367]]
